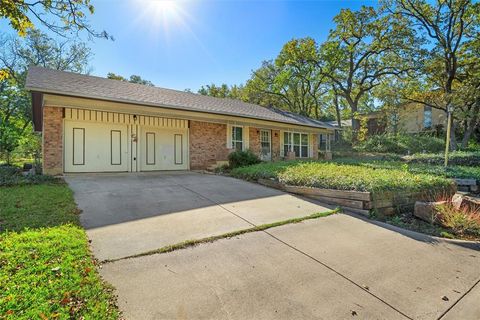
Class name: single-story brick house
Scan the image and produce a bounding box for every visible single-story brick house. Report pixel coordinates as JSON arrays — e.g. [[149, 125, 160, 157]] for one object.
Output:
[[26, 66, 334, 175]]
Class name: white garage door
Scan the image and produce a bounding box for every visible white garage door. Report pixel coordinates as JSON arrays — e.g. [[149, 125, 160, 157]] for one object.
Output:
[[63, 108, 189, 173], [139, 126, 188, 171], [64, 121, 129, 172]]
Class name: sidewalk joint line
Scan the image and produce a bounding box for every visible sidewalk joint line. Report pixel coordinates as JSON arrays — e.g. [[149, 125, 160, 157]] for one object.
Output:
[[437, 276, 480, 320]]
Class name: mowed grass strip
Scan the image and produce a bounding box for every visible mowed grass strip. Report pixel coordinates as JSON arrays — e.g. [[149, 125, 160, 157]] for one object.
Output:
[[108, 209, 340, 263], [0, 183, 119, 320]]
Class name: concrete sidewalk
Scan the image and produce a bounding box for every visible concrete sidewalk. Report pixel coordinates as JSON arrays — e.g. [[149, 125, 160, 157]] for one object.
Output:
[[101, 214, 480, 320]]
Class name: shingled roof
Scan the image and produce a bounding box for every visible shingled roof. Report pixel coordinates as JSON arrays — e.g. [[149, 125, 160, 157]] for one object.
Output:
[[26, 66, 333, 130]]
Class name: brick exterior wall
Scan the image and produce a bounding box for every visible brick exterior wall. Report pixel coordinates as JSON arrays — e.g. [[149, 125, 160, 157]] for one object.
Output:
[[189, 120, 230, 170], [43, 106, 64, 175], [311, 134, 319, 160], [248, 127, 261, 155], [272, 130, 280, 160]]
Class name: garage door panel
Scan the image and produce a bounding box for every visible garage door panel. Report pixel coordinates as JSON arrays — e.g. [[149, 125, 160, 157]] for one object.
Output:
[[72, 128, 85, 165], [65, 121, 128, 172], [110, 130, 122, 166], [140, 127, 188, 171]]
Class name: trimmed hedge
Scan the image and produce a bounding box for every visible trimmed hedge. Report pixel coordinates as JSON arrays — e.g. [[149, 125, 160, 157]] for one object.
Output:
[[228, 149, 261, 169]]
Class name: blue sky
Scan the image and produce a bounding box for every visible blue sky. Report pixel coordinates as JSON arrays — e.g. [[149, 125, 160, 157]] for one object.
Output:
[[4, 0, 377, 91]]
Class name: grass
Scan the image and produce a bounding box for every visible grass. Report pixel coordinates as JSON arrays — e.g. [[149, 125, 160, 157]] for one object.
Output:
[[0, 183, 80, 231], [0, 181, 119, 319], [108, 209, 340, 263], [230, 161, 454, 195]]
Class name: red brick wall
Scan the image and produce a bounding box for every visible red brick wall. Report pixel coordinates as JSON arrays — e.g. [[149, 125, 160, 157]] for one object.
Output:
[[189, 121, 230, 169], [272, 130, 280, 161], [248, 127, 261, 155], [43, 106, 63, 175], [311, 134, 319, 160]]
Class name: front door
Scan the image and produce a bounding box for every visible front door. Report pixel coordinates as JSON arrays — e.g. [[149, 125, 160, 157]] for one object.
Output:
[[260, 130, 271, 161]]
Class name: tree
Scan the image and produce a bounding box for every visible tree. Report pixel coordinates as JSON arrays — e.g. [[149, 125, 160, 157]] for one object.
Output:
[[247, 38, 326, 118], [197, 83, 245, 100], [0, 0, 110, 39], [107, 73, 154, 86], [386, 0, 480, 150], [318, 6, 417, 141], [0, 30, 92, 163]]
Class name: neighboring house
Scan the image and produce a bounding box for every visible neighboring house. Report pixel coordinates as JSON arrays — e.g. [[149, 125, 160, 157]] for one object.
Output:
[[396, 103, 447, 133], [26, 66, 334, 175], [327, 103, 447, 138]]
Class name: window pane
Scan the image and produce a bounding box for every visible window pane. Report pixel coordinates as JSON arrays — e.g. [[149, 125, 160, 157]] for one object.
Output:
[[293, 133, 300, 145], [234, 127, 242, 141], [234, 141, 243, 151], [284, 144, 290, 154], [301, 134, 308, 145], [284, 132, 290, 144], [301, 146, 308, 158], [294, 146, 300, 157]]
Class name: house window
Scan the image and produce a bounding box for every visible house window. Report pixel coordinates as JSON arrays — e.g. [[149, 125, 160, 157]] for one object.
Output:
[[284, 132, 309, 158], [231, 126, 243, 151], [424, 106, 432, 129]]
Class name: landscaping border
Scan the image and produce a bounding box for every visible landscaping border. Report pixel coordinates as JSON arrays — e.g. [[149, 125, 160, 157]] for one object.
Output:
[[258, 178, 456, 216]]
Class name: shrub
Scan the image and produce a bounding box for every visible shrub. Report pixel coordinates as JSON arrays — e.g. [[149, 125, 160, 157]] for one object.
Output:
[[0, 164, 57, 187], [405, 151, 480, 166], [228, 149, 261, 169], [435, 203, 480, 236], [355, 133, 445, 154]]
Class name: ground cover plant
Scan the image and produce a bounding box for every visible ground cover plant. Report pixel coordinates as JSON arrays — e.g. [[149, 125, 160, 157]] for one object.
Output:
[[230, 160, 454, 196], [0, 180, 119, 319]]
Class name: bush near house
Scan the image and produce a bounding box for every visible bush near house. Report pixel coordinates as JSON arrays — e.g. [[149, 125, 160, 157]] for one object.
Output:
[[230, 161, 454, 196], [0, 182, 119, 319], [228, 149, 261, 169]]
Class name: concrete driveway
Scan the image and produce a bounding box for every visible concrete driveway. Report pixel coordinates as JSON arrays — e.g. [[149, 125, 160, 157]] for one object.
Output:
[[66, 172, 480, 319], [66, 171, 331, 261]]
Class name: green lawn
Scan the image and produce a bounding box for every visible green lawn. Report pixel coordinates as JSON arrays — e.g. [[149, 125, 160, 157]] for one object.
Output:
[[0, 182, 119, 319]]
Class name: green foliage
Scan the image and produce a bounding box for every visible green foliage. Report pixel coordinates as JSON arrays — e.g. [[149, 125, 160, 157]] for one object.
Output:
[[354, 133, 445, 154], [0, 165, 56, 187], [231, 161, 454, 195], [197, 83, 245, 100], [404, 151, 480, 166], [0, 0, 110, 39], [228, 149, 261, 169], [435, 203, 480, 237], [107, 72, 154, 86]]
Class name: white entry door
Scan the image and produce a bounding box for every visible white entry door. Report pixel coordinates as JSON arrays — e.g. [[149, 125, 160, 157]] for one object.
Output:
[[260, 130, 271, 161], [64, 121, 129, 172], [139, 126, 188, 171]]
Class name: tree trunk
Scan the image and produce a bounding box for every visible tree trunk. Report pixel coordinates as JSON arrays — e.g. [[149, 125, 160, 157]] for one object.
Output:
[[460, 99, 480, 149], [334, 94, 342, 127]]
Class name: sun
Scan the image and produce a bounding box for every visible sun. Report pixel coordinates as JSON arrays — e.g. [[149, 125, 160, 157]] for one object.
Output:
[[149, 0, 179, 16]]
